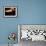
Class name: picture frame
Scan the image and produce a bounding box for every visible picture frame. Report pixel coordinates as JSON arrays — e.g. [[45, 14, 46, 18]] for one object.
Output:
[[4, 6, 17, 17]]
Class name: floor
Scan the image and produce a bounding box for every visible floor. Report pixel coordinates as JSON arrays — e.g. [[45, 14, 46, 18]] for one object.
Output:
[[0, 44, 18, 46], [0, 40, 46, 46], [19, 39, 46, 46]]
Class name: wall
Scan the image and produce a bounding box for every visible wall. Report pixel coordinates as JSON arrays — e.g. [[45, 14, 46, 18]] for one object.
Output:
[[0, 0, 46, 44], [0, 0, 18, 44]]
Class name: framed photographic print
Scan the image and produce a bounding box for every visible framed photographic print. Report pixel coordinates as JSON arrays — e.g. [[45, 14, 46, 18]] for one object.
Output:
[[4, 6, 17, 17]]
